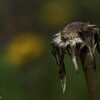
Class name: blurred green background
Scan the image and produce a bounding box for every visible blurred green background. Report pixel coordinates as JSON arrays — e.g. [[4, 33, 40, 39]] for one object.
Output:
[[0, 0, 100, 100]]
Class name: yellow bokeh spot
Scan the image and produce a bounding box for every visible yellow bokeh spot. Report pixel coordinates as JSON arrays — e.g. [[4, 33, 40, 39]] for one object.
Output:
[[40, 1, 73, 27], [4, 33, 45, 66]]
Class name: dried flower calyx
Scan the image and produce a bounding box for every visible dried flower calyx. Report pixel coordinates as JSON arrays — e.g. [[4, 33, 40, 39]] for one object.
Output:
[[51, 22, 100, 93]]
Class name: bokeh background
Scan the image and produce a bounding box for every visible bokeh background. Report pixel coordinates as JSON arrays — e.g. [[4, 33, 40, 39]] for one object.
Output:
[[0, 0, 100, 100]]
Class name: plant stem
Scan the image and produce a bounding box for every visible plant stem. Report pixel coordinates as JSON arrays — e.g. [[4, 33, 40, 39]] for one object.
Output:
[[80, 52, 99, 100]]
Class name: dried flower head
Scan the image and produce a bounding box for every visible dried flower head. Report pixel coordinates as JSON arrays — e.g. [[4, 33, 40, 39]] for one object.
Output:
[[51, 22, 100, 93]]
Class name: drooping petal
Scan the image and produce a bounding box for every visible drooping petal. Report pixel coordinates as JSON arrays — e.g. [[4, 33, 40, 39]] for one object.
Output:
[[71, 45, 79, 73], [51, 45, 67, 93]]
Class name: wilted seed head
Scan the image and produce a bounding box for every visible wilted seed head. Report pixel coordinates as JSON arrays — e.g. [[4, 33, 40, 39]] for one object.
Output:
[[51, 22, 100, 93]]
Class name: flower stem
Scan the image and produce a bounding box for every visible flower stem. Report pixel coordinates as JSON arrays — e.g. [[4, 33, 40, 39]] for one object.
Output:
[[80, 52, 99, 100]]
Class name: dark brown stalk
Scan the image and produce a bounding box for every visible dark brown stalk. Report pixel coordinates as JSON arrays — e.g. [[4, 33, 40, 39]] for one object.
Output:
[[80, 51, 99, 100]]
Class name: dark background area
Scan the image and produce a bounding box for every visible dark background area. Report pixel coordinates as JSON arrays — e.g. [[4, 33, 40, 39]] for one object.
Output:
[[0, 0, 100, 100]]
